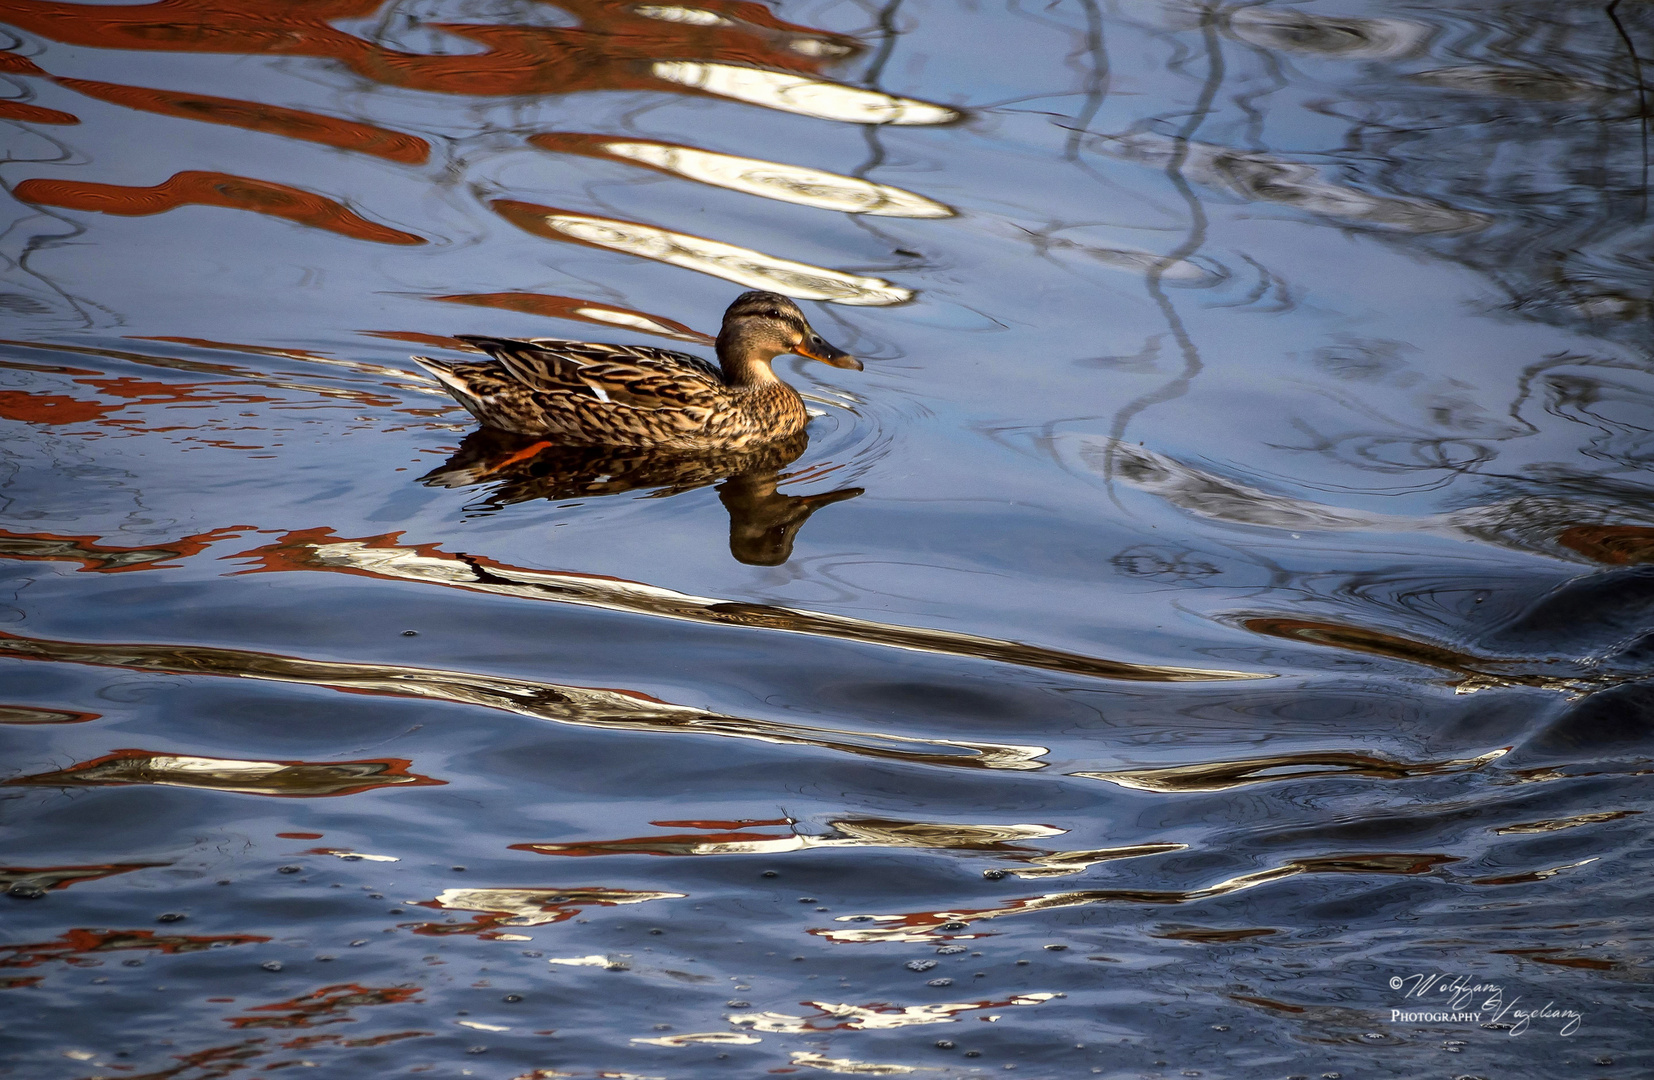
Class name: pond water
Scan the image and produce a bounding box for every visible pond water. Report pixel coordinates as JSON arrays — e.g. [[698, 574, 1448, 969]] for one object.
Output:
[[1, 0, 1651, 1076]]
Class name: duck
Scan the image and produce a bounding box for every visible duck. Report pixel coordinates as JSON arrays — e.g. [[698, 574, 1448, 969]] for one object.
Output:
[[412, 290, 860, 449]]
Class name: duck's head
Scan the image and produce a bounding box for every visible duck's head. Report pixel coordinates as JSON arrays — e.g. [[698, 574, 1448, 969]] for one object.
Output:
[[717, 291, 861, 372]]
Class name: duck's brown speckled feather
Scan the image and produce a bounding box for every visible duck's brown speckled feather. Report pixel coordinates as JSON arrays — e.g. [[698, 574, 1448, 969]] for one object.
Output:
[[413, 291, 849, 449]]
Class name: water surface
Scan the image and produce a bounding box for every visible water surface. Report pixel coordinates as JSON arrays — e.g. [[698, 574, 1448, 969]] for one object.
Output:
[[1, 1, 1651, 1076]]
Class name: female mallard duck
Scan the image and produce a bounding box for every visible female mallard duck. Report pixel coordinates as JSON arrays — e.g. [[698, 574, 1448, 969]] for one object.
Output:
[[412, 290, 859, 449]]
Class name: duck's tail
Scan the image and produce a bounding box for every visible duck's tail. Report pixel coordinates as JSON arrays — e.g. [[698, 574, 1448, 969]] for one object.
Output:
[[411, 355, 489, 420]]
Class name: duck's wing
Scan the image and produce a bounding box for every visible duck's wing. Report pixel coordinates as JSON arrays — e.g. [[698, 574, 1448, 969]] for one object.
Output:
[[455, 335, 724, 411]]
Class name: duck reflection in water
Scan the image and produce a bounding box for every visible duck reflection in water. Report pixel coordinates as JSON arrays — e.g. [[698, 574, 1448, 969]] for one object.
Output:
[[414, 291, 866, 563], [421, 428, 862, 565]]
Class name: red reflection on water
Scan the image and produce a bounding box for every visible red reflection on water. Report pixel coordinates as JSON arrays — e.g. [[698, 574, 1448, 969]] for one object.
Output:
[[121, 1040, 269, 1080], [280, 1030, 430, 1050], [228, 983, 422, 1029], [3, 0, 858, 98], [0, 100, 77, 123], [429, 292, 713, 344], [53, 76, 428, 162], [0, 525, 252, 572], [1, 928, 269, 969], [14, 171, 426, 245]]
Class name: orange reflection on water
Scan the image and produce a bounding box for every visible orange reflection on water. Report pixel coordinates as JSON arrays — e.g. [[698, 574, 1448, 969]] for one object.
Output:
[[816, 854, 1459, 943], [0, 374, 296, 431], [228, 984, 422, 1029], [2, 0, 863, 103], [429, 292, 714, 344], [1241, 615, 1589, 693], [0, 705, 100, 724], [1556, 524, 1654, 565], [0, 387, 120, 425], [4, 748, 445, 797], [14, 171, 425, 245], [53, 76, 428, 163], [0, 525, 252, 572], [1, 928, 269, 969], [515, 817, 1181, 879], [1, 862, 166, 896], [0, 100, 77, 123]]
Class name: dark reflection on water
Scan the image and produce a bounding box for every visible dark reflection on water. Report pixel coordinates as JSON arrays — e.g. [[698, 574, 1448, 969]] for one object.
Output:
[[422, 427, 865, 564], [2, 0, 1653, 1076]]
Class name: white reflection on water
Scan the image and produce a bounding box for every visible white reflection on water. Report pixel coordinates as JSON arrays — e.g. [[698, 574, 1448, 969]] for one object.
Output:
[[429, 887, 683, 926], [788, 1051, 934, 1074], [514, 207, 914, 305], [651, 62, 959, 125], [599, 140, 954, 218], [572, 306, 694, 336], [631, 1031, 762, 1047], [632, 5, 731, 26], [731, 993, 1056, 1032]]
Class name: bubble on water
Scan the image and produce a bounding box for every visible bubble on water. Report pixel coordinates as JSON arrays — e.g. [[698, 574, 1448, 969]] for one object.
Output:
[[927, 977, 954, 987], [261, 961, 283, 972], [157, 913, 185, 923], [936, 945, 967, 955], [935, 1040, 955, 1050], [277, 866, 302, 874], [905, 959, 938, 972]]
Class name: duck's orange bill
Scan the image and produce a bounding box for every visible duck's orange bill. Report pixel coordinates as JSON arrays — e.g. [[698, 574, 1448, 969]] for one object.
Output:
[[797, 338, 861, 370]]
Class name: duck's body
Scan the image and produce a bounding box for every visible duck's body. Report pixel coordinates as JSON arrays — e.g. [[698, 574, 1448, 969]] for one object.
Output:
[[413, 291, 859, 449]]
